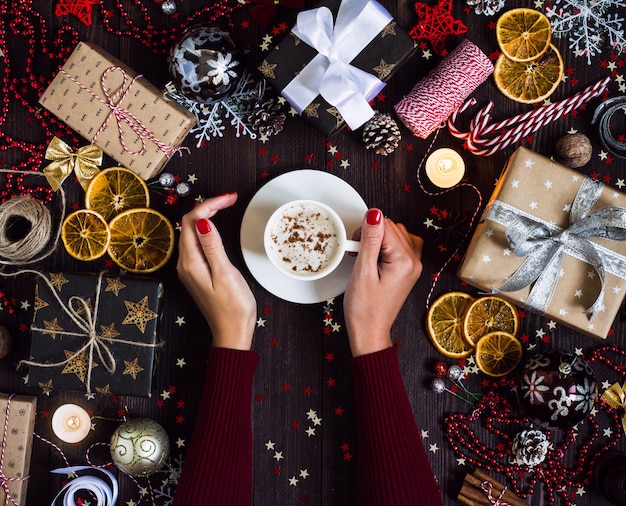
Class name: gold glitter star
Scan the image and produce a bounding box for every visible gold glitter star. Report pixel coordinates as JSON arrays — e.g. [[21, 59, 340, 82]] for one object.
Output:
[[105, 277, 126, 296], [123, 357, 144, 380], [373, 59, 394, 80], [73, 297, 93, 319], [258, 60, 278, 79], [49, 272, 69, 291], [304, 102, 321, 118], [33, 285, 49, 317], [62, 349, 98, 383], [38, 379, 54, 395], [326, 107, 343, 127], [96, 384, 113, 396], [381, 21, 397, 37], [123, 296, 158, 333], [100, 322, 120, 340], [290, 33, 302, 46], [42, 318, 64, 339]]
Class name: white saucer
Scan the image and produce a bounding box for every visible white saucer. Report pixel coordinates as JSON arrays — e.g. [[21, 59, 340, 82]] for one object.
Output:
[[240, 169, 367, 304]]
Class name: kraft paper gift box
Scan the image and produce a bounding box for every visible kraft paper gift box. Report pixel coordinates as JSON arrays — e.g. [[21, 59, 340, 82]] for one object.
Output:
[[458, 147, 626, 339], [39, 41, 196, 179], [258, 0, 416, 135], [26, 272, 163, 396], [0, 393, 37, 506]]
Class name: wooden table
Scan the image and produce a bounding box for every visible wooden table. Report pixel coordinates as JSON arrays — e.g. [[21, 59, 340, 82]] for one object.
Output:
[[1, 0, 625, 504]]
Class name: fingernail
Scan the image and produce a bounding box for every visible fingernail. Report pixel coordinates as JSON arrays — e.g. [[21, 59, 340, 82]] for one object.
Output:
[[219, 191, 237, 196], [196, 218, 211, 235], [366, 209, 383, 226]]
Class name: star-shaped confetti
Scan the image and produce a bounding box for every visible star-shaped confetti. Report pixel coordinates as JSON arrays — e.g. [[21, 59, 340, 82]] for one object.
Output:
[[409, 0, 467, 56]]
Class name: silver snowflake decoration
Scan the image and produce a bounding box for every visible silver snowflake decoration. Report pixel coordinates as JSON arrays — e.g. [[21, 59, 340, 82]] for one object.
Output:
[[165, 70, 269, 146], [545, 0, 626, 65], [466, 0, 506, 16], [207, 52, 240, 86]]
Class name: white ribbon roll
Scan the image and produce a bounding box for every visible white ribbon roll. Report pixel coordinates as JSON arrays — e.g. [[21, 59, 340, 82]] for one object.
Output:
[[50, 466, 118, 506], [282, 0, 391, 130]]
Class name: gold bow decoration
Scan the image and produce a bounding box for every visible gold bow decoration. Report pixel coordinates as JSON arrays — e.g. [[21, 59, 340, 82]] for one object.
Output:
[[601, 381, 626, 434], [43, 136, 103, 191]]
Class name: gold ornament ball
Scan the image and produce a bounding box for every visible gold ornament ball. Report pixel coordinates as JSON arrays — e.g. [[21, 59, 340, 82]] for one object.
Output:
[[555, 133, 593, 168], [0, 326, 12, 359], [109, 418, 170, 477]]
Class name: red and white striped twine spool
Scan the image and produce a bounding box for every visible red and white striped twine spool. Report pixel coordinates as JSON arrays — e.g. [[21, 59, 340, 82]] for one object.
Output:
[[394, 38, 494, 139], [448, 76, 611, 156]]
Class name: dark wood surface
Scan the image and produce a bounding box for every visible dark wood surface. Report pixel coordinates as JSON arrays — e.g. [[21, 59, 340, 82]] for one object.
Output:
[[1, 0, 625, 504]]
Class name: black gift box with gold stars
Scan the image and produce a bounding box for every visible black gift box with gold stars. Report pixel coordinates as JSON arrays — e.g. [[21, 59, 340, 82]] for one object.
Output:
[[26, 272, 163, 397], [258, 0, 416, 135]]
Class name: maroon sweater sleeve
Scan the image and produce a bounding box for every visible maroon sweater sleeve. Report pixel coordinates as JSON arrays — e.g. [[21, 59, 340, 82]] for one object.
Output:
[[173, 348, 259, 506], [351, 347, 443, 506]]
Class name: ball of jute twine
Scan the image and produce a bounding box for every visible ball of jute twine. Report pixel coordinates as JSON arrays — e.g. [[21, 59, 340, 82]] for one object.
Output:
[[0, 196, 53, 263], [0, 168, 65, 266]]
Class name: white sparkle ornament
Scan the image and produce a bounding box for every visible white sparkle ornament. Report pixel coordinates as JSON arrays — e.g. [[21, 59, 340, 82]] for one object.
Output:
[[161, 0, 177, 15], [110, 418, 170, 477]]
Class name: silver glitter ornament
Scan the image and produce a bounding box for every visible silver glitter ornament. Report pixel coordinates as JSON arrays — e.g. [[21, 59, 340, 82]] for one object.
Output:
[[447, 364, 463, 381], [431, 378, 446, 394], [159, 172, 175, 188], [110, 418, 170, 477], [175, 182, 190, 197], [161, 0, 177, 15]]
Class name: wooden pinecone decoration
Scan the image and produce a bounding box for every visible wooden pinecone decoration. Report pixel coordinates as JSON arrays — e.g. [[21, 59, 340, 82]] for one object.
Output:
[[362, 112, 401, 155], [247, 98, 286, 136]]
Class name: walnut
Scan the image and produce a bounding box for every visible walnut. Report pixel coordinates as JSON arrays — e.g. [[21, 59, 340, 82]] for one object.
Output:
[[555, 133, 592, 168], [0, 326, 11, 359]]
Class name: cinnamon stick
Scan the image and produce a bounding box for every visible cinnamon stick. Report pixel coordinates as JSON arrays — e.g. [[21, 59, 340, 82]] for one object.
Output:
[[471, 469, 529, 506], [457, 493, 485, 506], [458, 483, 491, 505]]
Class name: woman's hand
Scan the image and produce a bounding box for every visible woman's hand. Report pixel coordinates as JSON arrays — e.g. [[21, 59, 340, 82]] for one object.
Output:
[[177, 192, 257, 350], [343, 209, 424, 357]]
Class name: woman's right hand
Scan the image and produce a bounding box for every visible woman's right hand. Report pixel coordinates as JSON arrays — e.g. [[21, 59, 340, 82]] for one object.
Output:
[[343, 209, 424, 357], [177, 192, 257, 351]]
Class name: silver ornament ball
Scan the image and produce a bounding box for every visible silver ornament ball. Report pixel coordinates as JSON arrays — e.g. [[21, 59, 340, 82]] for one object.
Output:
[[431, 378, 446, 394], [447, 364, 463, 381], [110, 418, 170, 477], [159, 172, 175, 188], [161, 0, 177, 15]]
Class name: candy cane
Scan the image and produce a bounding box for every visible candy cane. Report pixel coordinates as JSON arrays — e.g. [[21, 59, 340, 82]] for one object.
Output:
[[448, 77, 611, 156]]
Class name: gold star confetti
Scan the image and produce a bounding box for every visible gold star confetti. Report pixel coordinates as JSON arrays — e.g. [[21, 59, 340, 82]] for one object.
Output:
[[123, 357, 144, 380], [373, 59, 394, 80], [105, 277, 126, 296], [381, 21, 397, 37], [123, 296, 158, 333], [38, 379, 54, 395], [62, 349, 98, 383], [49, 272, 69, 291], [100, 322, 120, 340], [304, 102, 321, 118], [42, 318, 64, 339], [96, 384, 112, 396], [258, 60, 277, 79]]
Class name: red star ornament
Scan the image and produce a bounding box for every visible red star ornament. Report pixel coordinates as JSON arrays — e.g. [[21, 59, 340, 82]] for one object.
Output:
[[409, 0, 467, 56], [55, 0, 99, 26]]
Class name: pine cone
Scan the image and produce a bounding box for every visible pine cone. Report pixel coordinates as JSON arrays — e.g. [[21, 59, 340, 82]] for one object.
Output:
[[247, 99, 286, 136], [362, 112, 401, 156], [512, 429, 549, 467]]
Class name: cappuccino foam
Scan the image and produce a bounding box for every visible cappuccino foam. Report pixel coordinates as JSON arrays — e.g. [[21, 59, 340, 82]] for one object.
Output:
[[268, 202, 340, 275]]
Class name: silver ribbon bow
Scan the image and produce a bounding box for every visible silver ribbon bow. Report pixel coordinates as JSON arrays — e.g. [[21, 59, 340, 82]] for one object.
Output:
[[488, 177, 626, 318]]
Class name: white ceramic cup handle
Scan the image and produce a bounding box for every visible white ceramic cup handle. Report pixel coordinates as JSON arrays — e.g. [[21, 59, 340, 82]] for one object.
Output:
[[344, 239, 360, 253]]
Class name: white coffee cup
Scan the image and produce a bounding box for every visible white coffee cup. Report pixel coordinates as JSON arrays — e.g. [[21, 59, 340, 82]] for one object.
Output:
[[264, 199, 360, 281]]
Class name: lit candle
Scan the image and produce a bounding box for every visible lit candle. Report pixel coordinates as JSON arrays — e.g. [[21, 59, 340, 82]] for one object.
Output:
[[424, 148, 465, 188], [52, 403, 91, 443]]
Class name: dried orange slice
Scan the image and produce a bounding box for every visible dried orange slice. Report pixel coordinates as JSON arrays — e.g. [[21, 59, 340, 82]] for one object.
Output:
[[427, 292, 476, 358], [462, 295, 519, 347], [107, 208, 174, 273], [85, 167, 149, 222], [61, 209, 111, 261], [496, 8, 552, 62], [475, 331, 523, 377], [494, 44, 564, 104]]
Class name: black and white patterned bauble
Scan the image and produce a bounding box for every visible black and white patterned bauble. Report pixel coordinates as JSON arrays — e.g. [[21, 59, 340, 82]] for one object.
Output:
[[168, 26, 245, 103], [517, 350, 597, 428]]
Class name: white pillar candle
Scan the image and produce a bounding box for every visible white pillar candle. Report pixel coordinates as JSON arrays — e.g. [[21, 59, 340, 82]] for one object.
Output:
[[424, 148, 466, 188], [52, 403, 91, 443]]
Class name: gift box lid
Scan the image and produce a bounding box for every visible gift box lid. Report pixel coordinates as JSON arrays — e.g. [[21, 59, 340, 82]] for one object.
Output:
[[458, 147, 626, 339], [258, 0, 416, 135], [26, 272, 163, 396]]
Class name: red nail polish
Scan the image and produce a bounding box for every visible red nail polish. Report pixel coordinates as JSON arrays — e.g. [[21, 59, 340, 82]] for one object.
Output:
[[196, 219, 211, 235], [366, 209, 382, 225], [219, 191, 237, 196]]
